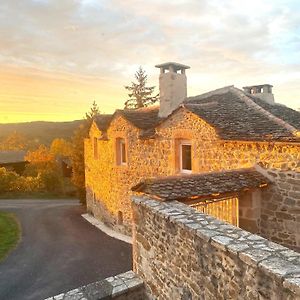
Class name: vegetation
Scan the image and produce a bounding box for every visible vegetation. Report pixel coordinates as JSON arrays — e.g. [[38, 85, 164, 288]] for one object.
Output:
[[0, 212, 20, 261], [0, 102, 100, 203], [0, 140, 75, 199], [124, 66, 158, 109], [0, 131, 32, 150]]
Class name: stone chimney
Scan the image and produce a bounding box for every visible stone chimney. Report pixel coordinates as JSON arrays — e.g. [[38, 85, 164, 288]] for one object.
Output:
[[243, 84, 275, 105], [155, 62, 190, 118]]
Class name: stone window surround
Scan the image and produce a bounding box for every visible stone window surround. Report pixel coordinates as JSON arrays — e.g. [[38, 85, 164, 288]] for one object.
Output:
[[115, 136, 128, 166], [171, 129, 195, 174], [179, 139, 192, 174], [93, 137, 98, 160]]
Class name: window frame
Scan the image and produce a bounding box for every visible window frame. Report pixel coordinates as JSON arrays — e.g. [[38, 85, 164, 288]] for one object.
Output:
[[179, 140, 192, 174], [116, 138, 127, 166], [93, 137, 98, 160]]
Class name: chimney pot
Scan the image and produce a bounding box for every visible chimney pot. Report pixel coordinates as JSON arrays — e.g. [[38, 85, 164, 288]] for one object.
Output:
[[155, 62, 190, 118], [243, 84, 275, 104]]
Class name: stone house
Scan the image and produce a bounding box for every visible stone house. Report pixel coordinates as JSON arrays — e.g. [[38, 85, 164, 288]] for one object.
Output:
[[85, 62, 300, 251]]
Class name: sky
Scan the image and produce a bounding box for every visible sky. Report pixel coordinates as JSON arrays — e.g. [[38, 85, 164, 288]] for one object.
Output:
[[0, 0, 299, 123]]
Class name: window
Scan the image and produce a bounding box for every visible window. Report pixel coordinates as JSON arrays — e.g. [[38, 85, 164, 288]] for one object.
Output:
[[116, 138, 127, 165], [117, 211, 123, 225], [179, 140, 192, 173], [93, 137, 98, 159]]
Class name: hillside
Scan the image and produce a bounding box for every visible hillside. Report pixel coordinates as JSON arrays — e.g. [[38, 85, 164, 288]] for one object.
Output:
[[0, 120, 83, 146]]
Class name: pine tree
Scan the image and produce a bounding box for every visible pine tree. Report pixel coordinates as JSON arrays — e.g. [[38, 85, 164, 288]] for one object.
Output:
[[85, 101, 100, 123], [124, 67, 158, 109]]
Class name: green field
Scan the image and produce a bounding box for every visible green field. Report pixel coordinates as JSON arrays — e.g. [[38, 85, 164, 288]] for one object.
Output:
[[0, 212, 20, 261]]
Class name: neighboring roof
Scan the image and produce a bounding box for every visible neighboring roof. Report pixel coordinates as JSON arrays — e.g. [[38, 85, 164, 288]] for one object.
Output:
[[132, 168, 270, 201], [184, 88, 300, 142], [94, 114, 114, 132], [0, 151, 27, 164]]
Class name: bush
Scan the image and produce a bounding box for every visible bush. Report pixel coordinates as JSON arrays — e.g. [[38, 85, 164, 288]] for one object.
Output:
[[0, 168, 19, 193], [0, 167, 44, 194], [39, 169, 63, 193], [14, 176, 43, 193]]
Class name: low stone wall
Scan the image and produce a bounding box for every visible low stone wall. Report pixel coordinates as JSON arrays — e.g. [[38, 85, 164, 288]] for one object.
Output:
[[45, 271, 145, 300], [132, 195, 300, 300], [258, 167, 300, 251]]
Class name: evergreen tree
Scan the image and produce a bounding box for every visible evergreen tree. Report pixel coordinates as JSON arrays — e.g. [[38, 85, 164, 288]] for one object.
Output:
[[85, 101, 100, 123], [124, 67, 158, 109]]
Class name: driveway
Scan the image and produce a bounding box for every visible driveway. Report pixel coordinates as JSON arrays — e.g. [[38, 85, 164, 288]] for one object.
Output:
[[0, 199, 132, 300]]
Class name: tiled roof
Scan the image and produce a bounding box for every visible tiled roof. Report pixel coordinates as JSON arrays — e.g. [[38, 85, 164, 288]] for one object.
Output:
[[132, 168, 271, 201], [184, 89, 300, 142], [94, 108, 161, 135], [94, 114, 114, 132], [117, 107, 161, 130], [93, 87, 300, 143], [247, 95, 300, 130]]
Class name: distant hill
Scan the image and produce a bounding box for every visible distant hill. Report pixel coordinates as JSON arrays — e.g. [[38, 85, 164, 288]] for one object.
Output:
[[0, 120, 83, 146]]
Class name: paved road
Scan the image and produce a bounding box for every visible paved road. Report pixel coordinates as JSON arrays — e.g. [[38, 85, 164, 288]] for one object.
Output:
[[0, 199, 132, 300]]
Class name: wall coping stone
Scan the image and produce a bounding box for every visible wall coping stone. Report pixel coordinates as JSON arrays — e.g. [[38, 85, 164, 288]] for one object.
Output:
[[44, 271, 144, 300], [132, 195, 300, 293]]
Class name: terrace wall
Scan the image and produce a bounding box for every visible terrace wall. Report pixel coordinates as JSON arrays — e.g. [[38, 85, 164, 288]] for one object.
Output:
[[132, 195, 300, 300]]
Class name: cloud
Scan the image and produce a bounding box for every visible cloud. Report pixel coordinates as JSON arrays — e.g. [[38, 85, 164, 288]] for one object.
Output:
[[0, 0, 299, 121]]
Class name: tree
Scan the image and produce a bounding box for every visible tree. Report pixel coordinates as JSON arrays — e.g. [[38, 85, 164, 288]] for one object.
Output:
[[70, 101, 100, 205], [0, 131, 29, 150], [85, 101, 101, 124], [50, 138, 72, 158], [124, 66, 158, 109], [24, 144, 57, 176]]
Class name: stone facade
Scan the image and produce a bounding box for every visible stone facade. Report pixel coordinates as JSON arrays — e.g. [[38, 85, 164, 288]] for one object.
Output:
[[85, 107, 300, 247], [238, 189, 262, 234], [132, 195, 300, 300], [259, 168, 300, 251]]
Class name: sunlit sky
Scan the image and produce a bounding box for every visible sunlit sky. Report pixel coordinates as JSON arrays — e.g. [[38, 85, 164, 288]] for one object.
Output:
[[0, 0, 299, 123]]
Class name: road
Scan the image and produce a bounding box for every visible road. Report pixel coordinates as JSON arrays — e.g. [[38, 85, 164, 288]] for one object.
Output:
[[0, 199, 132, 300]]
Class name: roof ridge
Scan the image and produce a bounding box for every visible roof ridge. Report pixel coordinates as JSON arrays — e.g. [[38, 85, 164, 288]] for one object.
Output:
[[231, 87, 299, 136], [185, 85, 234, 102]]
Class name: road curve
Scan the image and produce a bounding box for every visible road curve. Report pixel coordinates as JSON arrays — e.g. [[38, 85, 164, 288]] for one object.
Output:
[[0, 199, 132, 300]]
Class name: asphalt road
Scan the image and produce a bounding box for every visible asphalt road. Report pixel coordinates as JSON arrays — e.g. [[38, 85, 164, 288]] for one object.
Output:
[[0, 199, 132, 300]]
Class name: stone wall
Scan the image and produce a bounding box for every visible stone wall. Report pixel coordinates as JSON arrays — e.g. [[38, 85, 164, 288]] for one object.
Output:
[[258, 167, 300, 251], [85, 108, 300, 238], [45, 271, 146, 300], [132, 195, 300, 300], [238, 189, 262, 234]]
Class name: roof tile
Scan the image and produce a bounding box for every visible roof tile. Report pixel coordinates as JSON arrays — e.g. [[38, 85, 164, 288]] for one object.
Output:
[[132, 168, 271, 201]]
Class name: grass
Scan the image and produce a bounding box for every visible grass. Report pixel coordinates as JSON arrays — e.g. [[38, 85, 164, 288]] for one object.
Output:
[[0, 211, 21, 262]]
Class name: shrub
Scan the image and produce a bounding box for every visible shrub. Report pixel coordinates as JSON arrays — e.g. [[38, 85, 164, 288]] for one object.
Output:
[[0, 167, 43, 194], [0, 168, 19, 193], [39, 169, 63, 193]]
